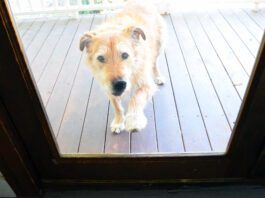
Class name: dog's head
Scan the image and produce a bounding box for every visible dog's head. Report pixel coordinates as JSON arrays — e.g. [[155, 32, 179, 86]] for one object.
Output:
[[79, 26, 146, 97]]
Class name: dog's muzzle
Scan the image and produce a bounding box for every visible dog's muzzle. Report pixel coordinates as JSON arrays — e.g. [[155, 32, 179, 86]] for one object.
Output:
[[112, 78, 127, 96]]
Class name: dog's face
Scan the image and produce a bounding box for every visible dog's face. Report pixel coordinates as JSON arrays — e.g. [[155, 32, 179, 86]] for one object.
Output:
[[80, 27, 145, 96]]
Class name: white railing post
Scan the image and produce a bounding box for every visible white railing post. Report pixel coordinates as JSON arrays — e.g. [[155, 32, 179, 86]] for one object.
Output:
[[77, 0, 82, 8], [16, 0, 21, 13], [9, 0, 125, 17], [9, 0, 265, 17], [253, 0, 261, 11], [40, 0, 45, 9], [66, 0, 70, 9], [75, 0, 82, 18], [90, 0, 95, 9], [102, 0, 108, 12], [54, 0, 59, 10], [27, 0, 33, 12]]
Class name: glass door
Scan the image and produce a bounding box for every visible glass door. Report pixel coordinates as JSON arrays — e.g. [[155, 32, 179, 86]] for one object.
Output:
[[1, 0, 265, 187]]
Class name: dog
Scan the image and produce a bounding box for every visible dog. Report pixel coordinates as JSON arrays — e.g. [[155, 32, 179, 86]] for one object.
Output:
[[79, 0, 166, 133]]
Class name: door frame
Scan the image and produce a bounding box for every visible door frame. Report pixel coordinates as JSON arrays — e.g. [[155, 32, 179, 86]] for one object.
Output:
[[253, 144, 265, 178], [0, 101, 41, 196], [1, 0, 265, 196]]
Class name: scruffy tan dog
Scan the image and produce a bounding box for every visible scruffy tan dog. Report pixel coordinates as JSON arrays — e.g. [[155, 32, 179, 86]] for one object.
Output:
[[80, 0, 166, 133]]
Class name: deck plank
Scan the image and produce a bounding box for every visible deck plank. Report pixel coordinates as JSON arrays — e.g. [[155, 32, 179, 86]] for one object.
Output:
[[185, 13, 241, 126], [171, 13, 232, 152], [130, 100, 158, 154], [219, 9, 260, 57], [26, 19, 57, 63], [104, 103, 131, 154], [244, 9, 265, 30], [30, 19, 69, 81], [198, 12, 249, 99], [184, 13, 238, 150], [57, 15, 107, 153], [232, 9, 263, 42], [54, 16, 95, 153], [16, 19, 24, 28], [209, 11, 255, 75], [37, 19, 80, 105], [78, 15, 111, 154], [46, 17, 93, 138], [78, 80, 109, 153], [55, 57, 93, 153], [165, 16, 211, 152], [17, 19, 35, 37], [260, 9, 265, 20], [153, 54, 184, 153], [21, 19, 44, 50]]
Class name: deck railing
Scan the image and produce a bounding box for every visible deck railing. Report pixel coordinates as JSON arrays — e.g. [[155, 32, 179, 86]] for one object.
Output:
[[9, 0, 126, 16], [9, 0, 265, 17]]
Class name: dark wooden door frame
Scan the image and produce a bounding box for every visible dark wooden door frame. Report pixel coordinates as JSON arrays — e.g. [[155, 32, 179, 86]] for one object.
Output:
[[1, 0, 265, 196], [253, 145, 265, 178], [0, 101, 41, 196]]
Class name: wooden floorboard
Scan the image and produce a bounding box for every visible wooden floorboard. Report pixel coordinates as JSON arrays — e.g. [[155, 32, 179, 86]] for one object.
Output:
[[18, 8, 263, 154], [56, 15, 96, 153], [244, 8, 265, 30], [77, 15, 111, 154], [209, 11, 255, 75], [165, 16, 212, 152], [184, 12, 240, 150], [46, 16, 94, 153], [30, 19, 69, 81], [55, 55, 93, 153], [130, 100, 158, 154], [37, 19, 80, 106], [233, 9, 264, 42], [105, 104, 130, 154], [219, 9, 260, 57], [171, 13, 232, 152], [26, 19, 57, 63], [78, 79, 110, 153], [198, 12, 249, 99], [153, 54, 184, 153], [21, 19, 44, 50], [185, 13, 242, 125], [17, 19, 35, 37]]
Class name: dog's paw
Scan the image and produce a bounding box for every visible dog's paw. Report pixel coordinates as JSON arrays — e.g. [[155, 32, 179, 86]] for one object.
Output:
[[111, 120, 125, 134], [155, 76, 165, 85], [125, 113, 147, 132]]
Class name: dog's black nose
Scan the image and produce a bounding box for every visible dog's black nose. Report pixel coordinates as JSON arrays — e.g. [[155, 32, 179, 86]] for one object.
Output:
[[112, 79, 127, 96]]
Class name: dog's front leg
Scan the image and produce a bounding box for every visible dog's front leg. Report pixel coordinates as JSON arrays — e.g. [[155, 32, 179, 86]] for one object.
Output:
[[125, 84, 155, 132], [109, 96, 125, 134]]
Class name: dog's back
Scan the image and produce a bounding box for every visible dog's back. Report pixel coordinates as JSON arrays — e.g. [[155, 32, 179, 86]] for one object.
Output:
[[102, 0, 166, 55]]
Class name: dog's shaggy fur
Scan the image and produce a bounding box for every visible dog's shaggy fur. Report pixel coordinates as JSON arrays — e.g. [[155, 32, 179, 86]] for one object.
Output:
[[80, 0, 166, 133]]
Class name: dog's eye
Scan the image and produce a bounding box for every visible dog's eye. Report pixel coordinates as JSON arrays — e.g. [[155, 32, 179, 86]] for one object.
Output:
[[121, 52, 129, 60], [97, 55, 105, 63]]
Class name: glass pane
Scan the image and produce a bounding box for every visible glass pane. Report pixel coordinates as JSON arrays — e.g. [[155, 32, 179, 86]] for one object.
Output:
[[8, 0, 265, 155]]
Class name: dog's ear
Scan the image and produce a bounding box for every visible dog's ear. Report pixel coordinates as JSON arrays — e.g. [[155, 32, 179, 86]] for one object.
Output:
[[124, 27, 146, 41], [79, 32, 94, 51]]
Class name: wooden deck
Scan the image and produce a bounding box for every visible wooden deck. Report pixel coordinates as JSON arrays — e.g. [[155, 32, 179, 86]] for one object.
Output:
[[16, 8, 265, 154]]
